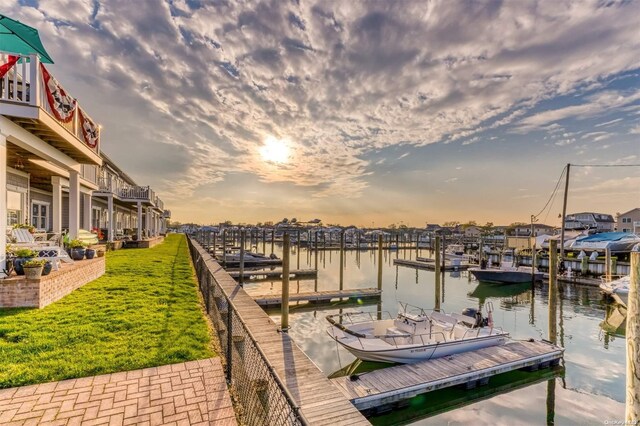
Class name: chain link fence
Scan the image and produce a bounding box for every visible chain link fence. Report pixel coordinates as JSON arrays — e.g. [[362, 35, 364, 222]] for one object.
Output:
[[188, 236, 307, 426]]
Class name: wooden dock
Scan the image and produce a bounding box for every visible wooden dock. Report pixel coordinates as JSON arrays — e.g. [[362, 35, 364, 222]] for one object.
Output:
[[330, 339, 563, 412], [219, 259, 283, 267], [228, 268, 317, 280], [253, 288, 382, 307], [394, 258, 471, 271]]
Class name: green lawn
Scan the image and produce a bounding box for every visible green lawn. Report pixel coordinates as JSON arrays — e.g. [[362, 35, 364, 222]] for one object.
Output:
[[0, 234, 214, 388]]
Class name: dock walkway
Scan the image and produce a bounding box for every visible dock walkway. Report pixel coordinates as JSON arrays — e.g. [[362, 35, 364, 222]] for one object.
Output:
[[252, 288, 381, 307], [228, 268, 317, 280], [190, 239, 369, 425], [393, 258, 471, 271], [330, 339, 563, 412]]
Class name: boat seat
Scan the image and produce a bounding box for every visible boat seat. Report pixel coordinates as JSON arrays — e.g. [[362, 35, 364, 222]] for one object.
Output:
[[398, 312, 426, 322], [430, 312, 457, 327], [383, 327, 412, 345], [449, 313, 477, 327]]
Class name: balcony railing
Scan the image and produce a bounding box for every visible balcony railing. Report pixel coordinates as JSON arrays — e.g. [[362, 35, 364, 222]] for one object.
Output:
[[120, 185, 153, 202], [155, 197, 164, 210], [163, 210, 171, 219], [0, 52, 100, 154]]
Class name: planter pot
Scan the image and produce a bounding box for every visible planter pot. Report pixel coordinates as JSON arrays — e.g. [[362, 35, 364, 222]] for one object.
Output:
[[13, 257, 34, 276], [42, 261, 53, 276], [70, 248, 86, 261], [24, 266, 43, 280], [85, 248, 96, 259], [3, 258, 15, 277], [97, 250, 105, 258]]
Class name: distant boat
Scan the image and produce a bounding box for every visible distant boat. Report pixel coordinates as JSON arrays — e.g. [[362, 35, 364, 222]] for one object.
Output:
[[216, 250, 278, 264], [470, 252, 542, 284], [599, 275, 630, 307], [326, 302, 509, 364]]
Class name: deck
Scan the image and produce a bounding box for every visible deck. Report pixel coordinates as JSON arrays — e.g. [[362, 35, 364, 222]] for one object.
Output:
[[227, 268, 317, 280], [330, 339, 563, 412], [393, 258, 471, 271], [252, 288, 382, 307]]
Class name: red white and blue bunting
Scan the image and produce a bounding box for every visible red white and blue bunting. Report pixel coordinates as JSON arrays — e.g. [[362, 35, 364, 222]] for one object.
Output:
[[79, 108, 99, 149], [0, 55, 18, 79], [40, 64, 76, 123]]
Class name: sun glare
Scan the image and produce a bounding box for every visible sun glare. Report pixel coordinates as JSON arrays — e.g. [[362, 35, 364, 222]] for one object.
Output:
[[260, 136, 290, 164]]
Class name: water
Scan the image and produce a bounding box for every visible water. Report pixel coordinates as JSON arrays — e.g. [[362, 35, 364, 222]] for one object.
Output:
[[241, 243, 626, 424]]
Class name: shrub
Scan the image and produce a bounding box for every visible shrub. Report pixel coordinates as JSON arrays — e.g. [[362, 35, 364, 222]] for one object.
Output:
[[13, 249, 37, 258], [23, 259, 47, 268]]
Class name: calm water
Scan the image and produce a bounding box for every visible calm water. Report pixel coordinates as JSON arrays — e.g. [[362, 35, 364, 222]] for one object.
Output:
[[241, 243, 626, 425]]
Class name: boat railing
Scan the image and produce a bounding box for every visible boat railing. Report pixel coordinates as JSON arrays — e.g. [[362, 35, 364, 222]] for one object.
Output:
[[326, 310, 393, 326], [398, 302, 443, 317]]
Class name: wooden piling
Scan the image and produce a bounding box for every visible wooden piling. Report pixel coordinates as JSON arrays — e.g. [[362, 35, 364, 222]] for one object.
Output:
[[271, 229, 275, 255], [606, 248, 612, 282], [262, 228, 266, 254], [626, 251, 640, 422], [435, 236, 441, 311], [377, 235, 383, 291], [549, 240, 558, 344], [297, 230, 301, 270], [281, 233, 290, 331], [239, 229, 246, 285], [340, 231, 345, 290], [222, 230, 227, 266], [212, 232, 217, 257]]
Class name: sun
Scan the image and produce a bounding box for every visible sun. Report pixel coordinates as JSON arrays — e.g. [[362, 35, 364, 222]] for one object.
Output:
[[259, 136, 290, 164]]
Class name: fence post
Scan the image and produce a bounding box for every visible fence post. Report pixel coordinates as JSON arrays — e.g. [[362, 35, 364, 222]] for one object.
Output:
[[226, 303, 232, 384]]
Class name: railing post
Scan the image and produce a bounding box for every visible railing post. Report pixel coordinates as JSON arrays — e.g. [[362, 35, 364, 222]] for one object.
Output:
[[29, 54, 40, 107], [226, 303, 233, 384]]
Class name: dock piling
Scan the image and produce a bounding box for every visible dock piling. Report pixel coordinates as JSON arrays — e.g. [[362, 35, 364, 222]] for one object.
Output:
[[606, 248, 612, 282], [340, 230, 345, 290], [549, 240, 558, 344], [239, 229, 246, 285], [281, 233, 290, 331], [435, 236, 441, 311], [626, 251, 640, 422]]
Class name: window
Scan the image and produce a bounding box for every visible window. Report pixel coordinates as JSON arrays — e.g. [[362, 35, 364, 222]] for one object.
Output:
[[622, 217, 631, 223], [31, 201, 49, 231], [623, 228, 631, 232], [92, 207, 102, 229], [7, 191, 24, 226]]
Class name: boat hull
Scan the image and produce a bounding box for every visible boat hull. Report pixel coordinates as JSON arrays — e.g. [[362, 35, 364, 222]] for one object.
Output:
[[469, 268, 543, 284], [333, 333, 509, 364]]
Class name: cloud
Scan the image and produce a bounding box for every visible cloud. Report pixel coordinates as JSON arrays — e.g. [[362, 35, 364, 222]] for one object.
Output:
[[594, 118, 623, 127], [3, 0, 640, 205]]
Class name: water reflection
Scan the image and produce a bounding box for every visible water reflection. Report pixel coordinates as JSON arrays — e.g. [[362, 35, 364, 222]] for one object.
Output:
[[242, 245, 625, 424]]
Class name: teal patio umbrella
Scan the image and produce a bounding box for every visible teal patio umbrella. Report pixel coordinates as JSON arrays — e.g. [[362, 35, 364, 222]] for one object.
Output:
[[0, 14, 53, 63]]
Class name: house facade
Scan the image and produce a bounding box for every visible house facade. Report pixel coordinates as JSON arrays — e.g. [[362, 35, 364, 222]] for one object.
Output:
[[565, 212, 615, 233], [0, 50, 169, 273], [617, 208, 640, 234]]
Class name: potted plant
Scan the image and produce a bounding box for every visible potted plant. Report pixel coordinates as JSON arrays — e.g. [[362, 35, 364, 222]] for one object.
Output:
[[85, 246, 96, 259], [13, 248, 37, 275], [22, 259, 46, 280], [69, 239, 87, 260]]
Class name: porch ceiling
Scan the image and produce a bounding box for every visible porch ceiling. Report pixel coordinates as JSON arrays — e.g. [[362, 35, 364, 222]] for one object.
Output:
[[7, 142, 56, 191], [8, 115, 101, 165]]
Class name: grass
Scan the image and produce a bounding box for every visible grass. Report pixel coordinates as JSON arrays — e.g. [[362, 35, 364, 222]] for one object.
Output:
[[0, 234, 214, 389]]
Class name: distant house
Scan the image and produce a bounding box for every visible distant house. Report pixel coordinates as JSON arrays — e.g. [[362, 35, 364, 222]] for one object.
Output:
[[617, 208, 640, 233], [463, 226, 482, 237], [565, 212, 615, 233], [512, 224, 556, 236], [424, 223, 441, 232]]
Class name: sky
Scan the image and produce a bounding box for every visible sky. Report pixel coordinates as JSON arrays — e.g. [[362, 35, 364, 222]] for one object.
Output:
[[3, 0, 640, 227]]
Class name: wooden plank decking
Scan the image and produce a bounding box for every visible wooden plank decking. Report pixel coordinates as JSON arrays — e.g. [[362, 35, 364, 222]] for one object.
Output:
[[393, 258, 471, 271], [228, 268, 318, 280], [330, 340, 563, 411], [191, 240, 370, 426], [252, 288, 382, 307]]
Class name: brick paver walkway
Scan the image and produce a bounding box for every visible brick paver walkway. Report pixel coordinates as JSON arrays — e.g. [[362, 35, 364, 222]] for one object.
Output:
[[0, 358, 236, 425]]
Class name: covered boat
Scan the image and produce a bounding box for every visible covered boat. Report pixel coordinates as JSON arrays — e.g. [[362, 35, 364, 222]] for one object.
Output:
[[469, 251, 543, 284], [570, 232, 640, 254], [600, 275, 630, 307], [326, 303, 509, 364]]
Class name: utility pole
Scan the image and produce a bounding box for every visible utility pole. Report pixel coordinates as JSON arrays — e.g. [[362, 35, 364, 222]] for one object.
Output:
[[559, 163, 571, 267]]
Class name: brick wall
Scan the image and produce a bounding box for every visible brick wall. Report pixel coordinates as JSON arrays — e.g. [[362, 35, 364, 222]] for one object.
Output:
[[0, 257, 105, 309]]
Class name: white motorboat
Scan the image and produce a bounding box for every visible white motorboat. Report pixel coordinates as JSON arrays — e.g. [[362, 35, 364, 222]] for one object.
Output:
[[600, 275, 630, 307], [326, 303, 509, 364]]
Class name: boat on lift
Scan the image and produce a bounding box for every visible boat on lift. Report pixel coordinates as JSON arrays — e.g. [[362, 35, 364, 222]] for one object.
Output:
[[326, 302, 509, 364]]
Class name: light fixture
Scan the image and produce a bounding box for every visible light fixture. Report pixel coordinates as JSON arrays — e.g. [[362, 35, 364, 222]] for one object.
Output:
[[14, 156, 24, 170]]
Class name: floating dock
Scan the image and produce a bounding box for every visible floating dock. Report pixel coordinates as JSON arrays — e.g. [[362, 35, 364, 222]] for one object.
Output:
[[252, 288, 382, 307], [330, 339, 563, 412], [228, 268, 317, 280], [393, 258, 471, 271]]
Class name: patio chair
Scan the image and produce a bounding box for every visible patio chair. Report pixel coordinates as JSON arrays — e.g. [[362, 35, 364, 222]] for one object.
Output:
[[9, 229, 73, 270]]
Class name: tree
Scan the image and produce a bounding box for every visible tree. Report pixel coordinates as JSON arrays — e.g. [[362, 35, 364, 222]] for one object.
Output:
[[443, 221, 460, 227]]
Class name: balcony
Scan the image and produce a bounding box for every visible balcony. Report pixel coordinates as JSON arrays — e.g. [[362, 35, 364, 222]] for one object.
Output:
[[96, 177, 155, 205], [0, 53, 101, 165], [163, 210, 171, 219]]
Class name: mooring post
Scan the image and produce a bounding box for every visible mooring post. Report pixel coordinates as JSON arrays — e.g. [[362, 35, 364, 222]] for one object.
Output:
[[606, 248, 612, 282], [297, 229, 301, 270], [212, 232, 217, 257], [377, 234, 383, 291], [435, 235, 441, 311], [222, 230, 227, 266], [239, 229, 246, 285], [271, 229, 275, 255], [281, 233, 291, 331], [549, 240, 558, 344], [626, 251, 640, 422], [416, 232, 420, 259], [262, 228, 266, 254], [340, 230, 345, 290]]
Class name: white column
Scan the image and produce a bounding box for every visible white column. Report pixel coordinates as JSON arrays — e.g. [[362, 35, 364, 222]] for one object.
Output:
[[68, 170, 80, 239], [82, 192, 91, 230], [145, 207, 151, 238], [107, 195, 114, 242], [0, 134, 6, 276], [137, 202, 142, 241], [51, 176, 63, 233]]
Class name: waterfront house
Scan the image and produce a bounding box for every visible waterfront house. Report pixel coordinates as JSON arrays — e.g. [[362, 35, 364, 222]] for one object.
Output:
[[616, 208, 640, 233], [565, 212, 615, 233]]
